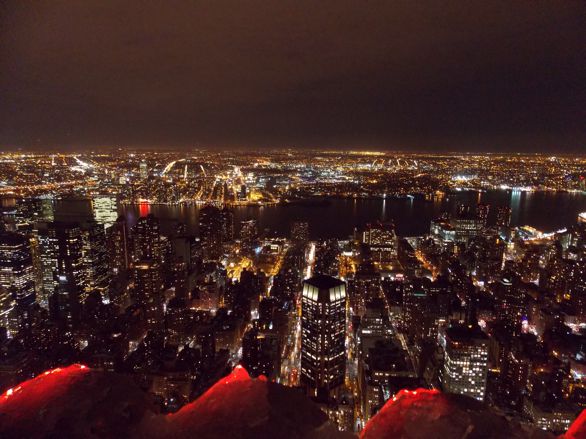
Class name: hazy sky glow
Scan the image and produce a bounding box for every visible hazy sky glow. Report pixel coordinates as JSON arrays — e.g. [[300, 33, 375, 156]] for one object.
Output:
[[1, 1, 585, 152]]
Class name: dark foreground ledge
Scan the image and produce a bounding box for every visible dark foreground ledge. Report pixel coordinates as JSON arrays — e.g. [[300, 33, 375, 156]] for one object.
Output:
[[0, 364, 583, 439]]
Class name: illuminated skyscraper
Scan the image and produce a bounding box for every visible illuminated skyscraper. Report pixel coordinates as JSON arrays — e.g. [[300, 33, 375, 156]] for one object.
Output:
[[450, 208, 484, 243], [440, 323, 489, 401], [83, 220, 110, 296], [37, 222, 85, 307], [93, 196, 118, 228], [132, 214, 162, 262], [139, 161, 148, 180], [362, 222, 397, 264], [198, 205, 223, 260], [476, 203, 490, 227], [495, 274, 524, 336], [403, 278, 437, 342], [107, 216, 130, 275], [291, 221, 309, 244], [132, 259, 163, 329], [0, 231, 35, 332], [496, 206, 512, 228], [240, 219, 258, 252], [51, 269, 82, 329], [54, 197, 110, 297], [199, 205, 224, 260], [301, 274, 347, 399], [37, 221, 85, 328], [220, 207, 234, 242]]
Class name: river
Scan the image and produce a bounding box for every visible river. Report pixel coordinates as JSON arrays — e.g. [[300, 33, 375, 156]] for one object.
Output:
[[119, 190, 586, 239]]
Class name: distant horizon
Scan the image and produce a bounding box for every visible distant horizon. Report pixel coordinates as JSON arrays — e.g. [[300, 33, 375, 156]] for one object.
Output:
[[2, 145, 586, 157]]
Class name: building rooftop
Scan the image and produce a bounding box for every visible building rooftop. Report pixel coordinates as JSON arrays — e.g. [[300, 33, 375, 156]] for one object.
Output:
[[445, 324, 488, 343], [303, 274, 345, 290], [1, 364, 572, 438]]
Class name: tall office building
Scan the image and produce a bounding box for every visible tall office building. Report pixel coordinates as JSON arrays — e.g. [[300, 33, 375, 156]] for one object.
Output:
[[51, 269, 82, 329], [440, 323, 489, 401], [54, 197, 110, 297], [132, 214, 162, 262], [496, 206, 512, 228], [403, 278, 437, 343], [93, 196, 118, 228], [495, 274, 524, 336], [83, 220, 110, 296], [362, 222, 397, 264], [132, 259, 163, 329], [37, 222, 85, 328], [0, 231, 36, 332], [240, 219, 258, 252], [476, 203, 490, 227], [198, 205, 223, 260], [107, 216, 130, 274], [0, 231, 35, 304], [139, 161, 148, 180], [301, 274, 347, 399], [37, 222, 85, 307], [450, 217, 484, 243], [291, 221, 309, 244], [239, 184, 247, 201], [220, 207, 234, 242]]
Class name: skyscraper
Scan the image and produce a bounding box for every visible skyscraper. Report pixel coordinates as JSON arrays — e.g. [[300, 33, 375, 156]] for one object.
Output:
[[476, 203, 490, 228], [240, 219, 258, 253], [220, 207, 234, 242], [495, 274, 524, 336], [132, 259, 163, 329], [107, 216, 130, 275], [132, 214, 162, 263], [198, 206, 223, 260], [440, 323, 489, 401], [301, 274, 347, 399], [0, 231, 35, 332], [37, 221, 85, 307], [496, 206, 512, 228], [362, 222, 397, 265], [93, 196, 118, 229], [403, 278, 437, 343], [54, 197, 110, 297], [139, 161, 148, 180], [291, 221, 309, 244], [51, 268, 82, 329]]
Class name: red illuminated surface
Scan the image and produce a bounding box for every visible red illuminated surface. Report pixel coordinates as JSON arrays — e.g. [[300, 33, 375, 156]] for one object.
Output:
[[565, 408, 586, 439], [361, 388, 473, 439], [1, 364, 89, 402], [1, 365, 584, 438], [361, 388, 446, 439], [168, 364, 254, 423]]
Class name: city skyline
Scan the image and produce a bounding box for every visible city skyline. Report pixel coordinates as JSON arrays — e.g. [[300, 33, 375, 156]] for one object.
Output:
[[1, 2, 586, 437], [0, 150, 585, 436]]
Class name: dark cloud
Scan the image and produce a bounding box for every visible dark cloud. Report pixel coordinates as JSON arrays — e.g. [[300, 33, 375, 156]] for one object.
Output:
[[1, 0, 585, 152]]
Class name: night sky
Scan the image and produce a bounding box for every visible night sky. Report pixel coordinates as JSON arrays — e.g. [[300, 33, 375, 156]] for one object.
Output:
[[1, 1, 585, 152]]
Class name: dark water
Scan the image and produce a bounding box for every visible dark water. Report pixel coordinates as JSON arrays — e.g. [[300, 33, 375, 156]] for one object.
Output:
[[119, 190, 586, 239]]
